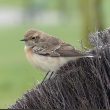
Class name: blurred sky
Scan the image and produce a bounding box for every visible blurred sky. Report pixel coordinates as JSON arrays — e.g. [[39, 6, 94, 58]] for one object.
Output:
[[0, 0, 110, 108], [0, 0, 80, 26], [0, 0, 110, 29]]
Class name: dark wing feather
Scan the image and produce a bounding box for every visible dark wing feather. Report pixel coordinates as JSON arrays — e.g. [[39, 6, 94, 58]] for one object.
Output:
[[32, 36, 84, 57], [55, 43, 84, 57], [33, 42, 84, 57]]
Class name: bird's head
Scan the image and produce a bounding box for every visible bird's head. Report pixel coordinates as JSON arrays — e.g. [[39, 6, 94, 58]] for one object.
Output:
[[21, 29, 41, 48]]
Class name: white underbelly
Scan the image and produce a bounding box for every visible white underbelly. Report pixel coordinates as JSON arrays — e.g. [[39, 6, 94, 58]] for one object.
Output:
[[25, 46, 75, 72], [31, 53, 73, 71]]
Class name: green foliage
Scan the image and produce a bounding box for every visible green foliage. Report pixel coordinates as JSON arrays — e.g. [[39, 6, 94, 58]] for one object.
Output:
[[0, 0, 23, 6]]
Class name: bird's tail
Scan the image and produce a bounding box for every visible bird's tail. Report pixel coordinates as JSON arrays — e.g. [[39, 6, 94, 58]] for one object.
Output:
[[81, 50, 99, 58]]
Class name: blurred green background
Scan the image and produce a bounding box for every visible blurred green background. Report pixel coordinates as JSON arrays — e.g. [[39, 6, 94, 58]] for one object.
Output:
[[0, 0, 110, 108]]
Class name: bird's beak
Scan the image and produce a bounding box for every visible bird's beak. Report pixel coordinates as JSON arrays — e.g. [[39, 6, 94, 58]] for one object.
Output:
[[20, 38, 27, 41]]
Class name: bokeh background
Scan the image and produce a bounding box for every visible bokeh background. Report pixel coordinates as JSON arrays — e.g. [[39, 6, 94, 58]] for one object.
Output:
[[0, 0, 110, 108]]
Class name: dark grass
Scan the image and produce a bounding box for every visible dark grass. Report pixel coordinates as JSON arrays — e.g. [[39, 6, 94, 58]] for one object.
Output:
[[9, 28, 110, 109]]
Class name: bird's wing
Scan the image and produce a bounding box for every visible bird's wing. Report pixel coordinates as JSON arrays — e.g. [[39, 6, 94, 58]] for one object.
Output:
[[33, 41, 84, 57], [54, 43, 84, 57]]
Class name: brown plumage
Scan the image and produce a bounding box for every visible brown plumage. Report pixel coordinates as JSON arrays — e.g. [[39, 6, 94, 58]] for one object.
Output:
[[21, 29, 93, 72], [23, 29, 84, 57]]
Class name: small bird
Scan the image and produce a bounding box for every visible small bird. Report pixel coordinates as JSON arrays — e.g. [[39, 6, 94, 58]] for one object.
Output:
[[21, 29, 93, 72]]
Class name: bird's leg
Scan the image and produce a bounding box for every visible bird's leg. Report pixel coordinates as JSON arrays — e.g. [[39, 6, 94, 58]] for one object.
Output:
[[41, 71, 55, 84], [41, 71, 50, 84], [48, 71, 54, 80]]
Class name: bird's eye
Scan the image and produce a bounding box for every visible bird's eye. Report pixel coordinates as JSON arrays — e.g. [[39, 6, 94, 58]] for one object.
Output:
[[32, 37, 36, 40]]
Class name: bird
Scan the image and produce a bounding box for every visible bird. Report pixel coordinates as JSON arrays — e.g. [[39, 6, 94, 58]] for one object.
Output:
[[21, 29, 93, 72]]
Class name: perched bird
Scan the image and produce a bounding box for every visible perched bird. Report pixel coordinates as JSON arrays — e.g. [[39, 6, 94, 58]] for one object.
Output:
[[21, 29, 93, 72]]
